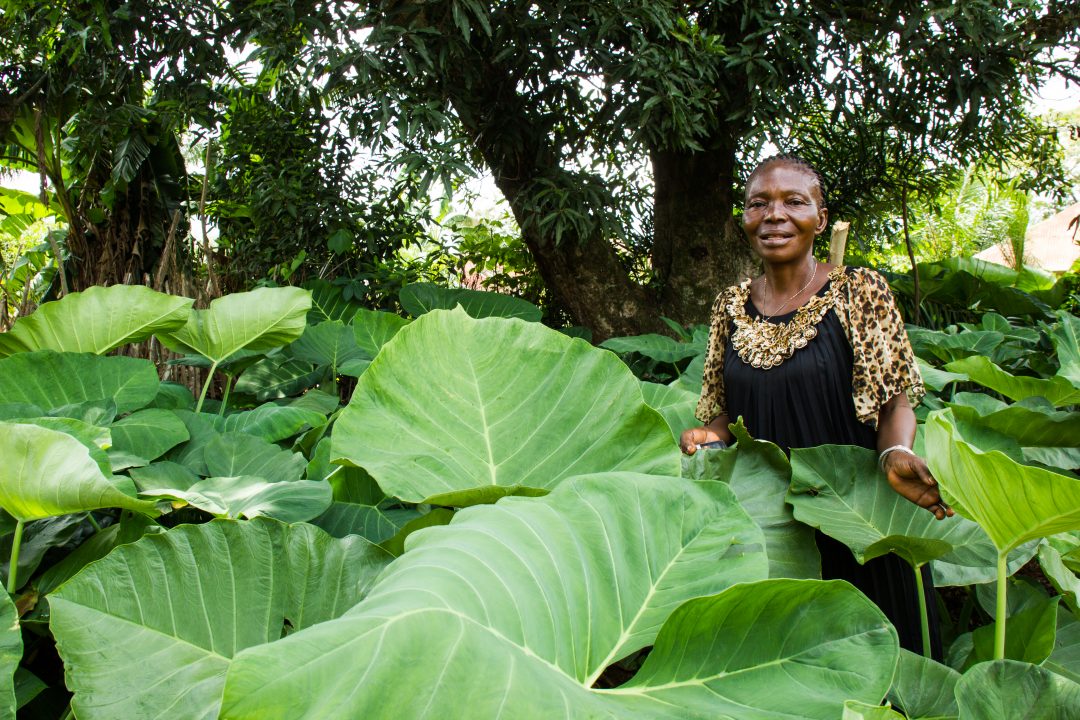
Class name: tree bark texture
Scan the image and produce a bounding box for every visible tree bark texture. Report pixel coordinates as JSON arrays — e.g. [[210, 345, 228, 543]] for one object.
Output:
[[651, 146, 757, 325]]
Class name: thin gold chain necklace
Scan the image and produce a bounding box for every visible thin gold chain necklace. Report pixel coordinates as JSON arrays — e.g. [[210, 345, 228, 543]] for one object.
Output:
[[761, 262, 818, 321]]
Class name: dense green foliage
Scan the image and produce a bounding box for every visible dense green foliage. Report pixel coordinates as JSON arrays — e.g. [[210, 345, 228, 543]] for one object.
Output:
[[0, 272, 1075, 717], [2, 1, 1076, 337]]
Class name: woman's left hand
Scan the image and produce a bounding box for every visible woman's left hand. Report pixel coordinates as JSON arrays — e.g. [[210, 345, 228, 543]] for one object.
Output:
[[883, 452, 955, 521]]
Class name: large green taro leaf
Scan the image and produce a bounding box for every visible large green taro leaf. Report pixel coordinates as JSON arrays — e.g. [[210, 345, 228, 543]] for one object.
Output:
[[233, 356, 320, 401], [156, 287, 311, 366], [212, 402, 327, 443], [886, 649, 959, 719], [399, 282, 542, 321], [1046, 610, 1080, 684], [0, 422, 157, 522], [0, 591, 20, 719], [788, 445, 988, 568], [1041, 543, 1080, 614], [604, 580, 899, 719], [0, 285, 192, 357], [1051, 310, 1080, 386], [640, 381, 698, 440], [841, 701, 904, 719], [601, 333, 702, 364], [204, 433, 307, 484], [955, 660, 1080, 719], [138, 475, 332, 524], [925, 410, 1080, 554], [350, 308, 409, 357], [107, 408, 190, 470], [288, 319, 366, 373], [948, 394, 1080, 448], [220, 473, 802, 719], [944, 355, 1080, 406], [50, 518, 392, 720], [0, 351, 159, 414], [684, 419, 819, 579], [333, 308, 681, 503], [308, 461, 420, 542]]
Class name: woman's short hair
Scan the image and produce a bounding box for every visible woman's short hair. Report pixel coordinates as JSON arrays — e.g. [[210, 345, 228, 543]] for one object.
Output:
[[746, 154, 828, 208]]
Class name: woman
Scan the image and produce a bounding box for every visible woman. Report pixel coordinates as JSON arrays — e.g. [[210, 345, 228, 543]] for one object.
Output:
[[679, 154, 953, 656]]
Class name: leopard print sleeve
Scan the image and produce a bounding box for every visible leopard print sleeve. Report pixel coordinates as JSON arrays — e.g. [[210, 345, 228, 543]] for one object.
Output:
[[837, 267, 926, 428], [695, 286, 736, 424]]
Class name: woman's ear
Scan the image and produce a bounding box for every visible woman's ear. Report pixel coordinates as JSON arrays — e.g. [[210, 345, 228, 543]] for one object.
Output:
[[815, 207, 829, 235]]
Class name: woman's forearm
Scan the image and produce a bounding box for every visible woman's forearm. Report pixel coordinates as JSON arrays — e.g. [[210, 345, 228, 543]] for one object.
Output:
[[876, 394, 916, 453]]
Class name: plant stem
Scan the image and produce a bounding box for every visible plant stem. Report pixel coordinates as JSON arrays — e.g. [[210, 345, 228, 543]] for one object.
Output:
[[914, 563, 932, 657], [995, 551, 1008, 660], [7, 520, 25, 595], [218, 374, 233, 417], [59, 704, 74, 720], [86, 513, 102, 532], [195, 360, 219, 414]]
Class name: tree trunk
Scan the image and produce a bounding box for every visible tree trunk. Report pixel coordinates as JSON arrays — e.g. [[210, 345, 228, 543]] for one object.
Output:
[[651, 146, 757, 325]]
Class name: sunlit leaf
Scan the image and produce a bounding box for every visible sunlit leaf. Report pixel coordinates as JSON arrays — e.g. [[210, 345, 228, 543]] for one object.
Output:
[[51, 519, 392, 720], [334, 308, 680, 503]]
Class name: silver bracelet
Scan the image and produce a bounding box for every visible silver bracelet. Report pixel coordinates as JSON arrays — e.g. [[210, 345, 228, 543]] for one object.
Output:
[[878, 445, 916, 473]]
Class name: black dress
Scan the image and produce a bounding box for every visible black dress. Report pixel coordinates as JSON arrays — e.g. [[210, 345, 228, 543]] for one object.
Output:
[[723, 280, 943, 659]]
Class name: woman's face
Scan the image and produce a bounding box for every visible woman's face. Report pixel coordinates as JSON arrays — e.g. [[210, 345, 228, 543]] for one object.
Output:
[[742, 163, 828, 265]]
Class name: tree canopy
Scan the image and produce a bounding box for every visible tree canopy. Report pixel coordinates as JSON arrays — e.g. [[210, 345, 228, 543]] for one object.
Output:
[[1, 0, 1077, 337]]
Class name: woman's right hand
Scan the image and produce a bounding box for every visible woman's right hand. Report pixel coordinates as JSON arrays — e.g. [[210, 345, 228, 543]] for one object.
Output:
[[679, 426, 725, 455]]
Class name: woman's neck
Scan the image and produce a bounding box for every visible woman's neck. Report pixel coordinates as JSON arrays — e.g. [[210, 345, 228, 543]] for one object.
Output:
[[762, 257, 818, 296]]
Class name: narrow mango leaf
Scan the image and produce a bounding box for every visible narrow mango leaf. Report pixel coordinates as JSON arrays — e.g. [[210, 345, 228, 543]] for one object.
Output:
[[50, 519, 392, 720], [0, 285, 192, 357], [925, 410, 1080, 554], [640, 381, 698, 439], [141, 475, 331, 524], [684, 419, 819, 579], [0, 423, 157, 522], [156, 287, 311, 365], [204, 433, 307, 484], [305, 279, 363, 323], [788, 445, 987, 568], [350, 308, 409, 357], [220, 474, 772, 718], [944, 355, 1080, 406], [603, 580, 899, 719], [288, 320, 366, 372], [955, 660, 1080, 719], [1046, 610, 1080, 684], [399, 282, 541, 321], [334, 308, 681, 503], [886, 649, 959, 719], [0, 351, 159, 414], [0, 591, 20, 719], [107, 408, 190, 470], [601, 334, 702, 364]]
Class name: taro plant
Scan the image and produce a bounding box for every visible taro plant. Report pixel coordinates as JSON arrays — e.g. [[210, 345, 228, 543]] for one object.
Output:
[[0, 279, 1077, 718]]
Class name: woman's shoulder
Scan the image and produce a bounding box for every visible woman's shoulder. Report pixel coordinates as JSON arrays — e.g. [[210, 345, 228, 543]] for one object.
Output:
[[844, 265, 891, 291], [711, 278, 752, 314]]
